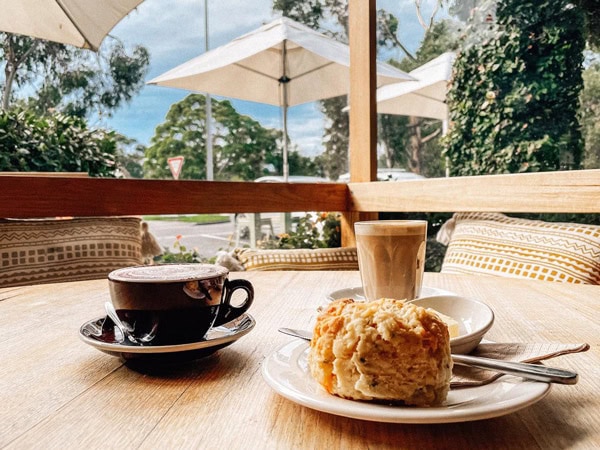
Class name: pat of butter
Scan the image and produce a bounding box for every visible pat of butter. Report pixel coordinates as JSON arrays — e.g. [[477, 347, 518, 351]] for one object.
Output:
[[428, 308, 460, 338]]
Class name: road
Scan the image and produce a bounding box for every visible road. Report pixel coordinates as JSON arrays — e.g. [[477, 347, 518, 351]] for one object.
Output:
[[144, 213, 290, 260], [145, 219, 238, 259]]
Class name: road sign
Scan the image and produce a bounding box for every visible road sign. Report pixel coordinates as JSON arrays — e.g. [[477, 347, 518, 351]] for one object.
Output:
[[167, 156, 185, 180]]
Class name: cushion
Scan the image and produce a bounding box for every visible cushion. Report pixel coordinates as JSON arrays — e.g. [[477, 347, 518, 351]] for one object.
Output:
[[438, 212, 600, 284], [0, 217, 143, 287], [234, 247, 359, 271]]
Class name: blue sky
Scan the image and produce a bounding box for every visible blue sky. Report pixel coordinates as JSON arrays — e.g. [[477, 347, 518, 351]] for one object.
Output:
[[103, 0, 442, 157]]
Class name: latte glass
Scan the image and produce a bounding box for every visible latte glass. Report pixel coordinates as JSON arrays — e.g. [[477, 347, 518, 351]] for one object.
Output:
[[355, 220, 427, 302]]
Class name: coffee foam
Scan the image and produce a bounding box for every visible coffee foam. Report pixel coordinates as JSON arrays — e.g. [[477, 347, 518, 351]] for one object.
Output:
[[109, 263, 228, 283], [354, 221, 427, 236]]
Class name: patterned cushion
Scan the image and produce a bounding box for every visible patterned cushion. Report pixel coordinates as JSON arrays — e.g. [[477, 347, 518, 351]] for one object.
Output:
[[438, 212, 600, 284], [234, 247, 359, 271], [0, 217, 143, 287]]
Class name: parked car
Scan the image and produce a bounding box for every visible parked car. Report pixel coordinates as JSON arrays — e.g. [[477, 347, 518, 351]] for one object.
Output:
[[254, 175, 332, 183], [337, 168, 425, 182]]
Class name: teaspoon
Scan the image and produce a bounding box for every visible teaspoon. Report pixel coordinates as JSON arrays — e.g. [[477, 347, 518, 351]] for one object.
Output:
[[104, 302, 155, 345]]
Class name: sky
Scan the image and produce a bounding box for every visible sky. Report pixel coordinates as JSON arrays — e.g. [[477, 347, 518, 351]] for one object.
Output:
[[103, 0, 442, 158]]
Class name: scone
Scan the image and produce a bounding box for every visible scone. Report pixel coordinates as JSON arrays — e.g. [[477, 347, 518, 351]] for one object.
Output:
[[308, 298, 452, 406]]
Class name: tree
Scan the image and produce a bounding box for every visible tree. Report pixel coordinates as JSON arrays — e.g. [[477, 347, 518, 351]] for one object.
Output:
[[0, 34, 150, 118], [0, 108, 117, 176], [383, 20, 460, 176], [144, 94, 281, 181], [443, 0, 586, 176], [273, 1, 454, 179], [113, 134, 146, 178], [581, 62, 600, 169]]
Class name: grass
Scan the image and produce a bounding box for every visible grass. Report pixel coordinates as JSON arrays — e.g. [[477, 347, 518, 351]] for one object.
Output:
[[143, 214, 231, 224]]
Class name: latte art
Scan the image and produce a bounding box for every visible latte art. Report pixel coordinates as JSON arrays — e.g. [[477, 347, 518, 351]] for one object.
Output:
[[109, 263, 228, 283]]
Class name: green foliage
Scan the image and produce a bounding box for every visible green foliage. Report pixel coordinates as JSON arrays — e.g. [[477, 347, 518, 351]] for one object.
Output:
[[0, 108, 117, 176], [443, 0, 586, 176], [318, 96, 349, 181], [154, 237, 214, 264], [143, 214, 230, 224], [572, 0, 600, 50], [581, 62, 600, 169], [258, 212, 341, 249], [0, 34, 150, 118], [383, 20, 460, 176], [144, 94, 281, 180]]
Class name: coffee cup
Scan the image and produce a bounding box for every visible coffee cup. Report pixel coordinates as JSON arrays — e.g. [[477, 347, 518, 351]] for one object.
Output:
[[107, 263, 253, 345], [355, 220, 427, 302]]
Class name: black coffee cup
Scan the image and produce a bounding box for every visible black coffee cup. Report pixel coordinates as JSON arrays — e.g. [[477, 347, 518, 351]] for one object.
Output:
[[108, 264, 253, 345]]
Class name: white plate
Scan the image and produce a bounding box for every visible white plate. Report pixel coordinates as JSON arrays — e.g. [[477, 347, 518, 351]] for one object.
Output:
[[262, 340, 551, 424], [326, 285, 454, 302]]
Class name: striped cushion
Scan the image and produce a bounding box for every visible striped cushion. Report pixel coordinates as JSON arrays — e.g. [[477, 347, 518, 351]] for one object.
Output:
[[0, 217, 143, 287], [439, 213, 600, 284], [234, 247, 359, 271]]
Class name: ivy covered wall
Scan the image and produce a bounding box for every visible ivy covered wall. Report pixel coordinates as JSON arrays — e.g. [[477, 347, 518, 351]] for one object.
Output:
[[443, 0, 586, 176]]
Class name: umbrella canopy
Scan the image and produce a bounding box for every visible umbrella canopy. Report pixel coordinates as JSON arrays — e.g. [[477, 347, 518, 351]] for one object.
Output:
[[376, 52, 455, 120], [150, 17, 413, 106], [148, 17, 414, 180], [0, 0, 144, 51]]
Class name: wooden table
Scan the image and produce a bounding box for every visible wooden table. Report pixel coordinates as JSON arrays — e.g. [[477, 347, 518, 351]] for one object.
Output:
[[1, 272, 598, 449]]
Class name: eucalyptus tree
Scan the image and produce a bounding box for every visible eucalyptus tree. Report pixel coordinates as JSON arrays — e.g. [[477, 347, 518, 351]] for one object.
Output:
[[0, 33, 149, 118], [144, 94, 282, 181]]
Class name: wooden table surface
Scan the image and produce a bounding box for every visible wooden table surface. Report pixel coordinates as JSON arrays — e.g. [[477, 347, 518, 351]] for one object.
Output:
[[1, 271, 598, 449]]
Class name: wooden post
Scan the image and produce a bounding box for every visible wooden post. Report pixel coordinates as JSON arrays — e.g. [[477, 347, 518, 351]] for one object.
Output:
[[343, 0, 378, 247]]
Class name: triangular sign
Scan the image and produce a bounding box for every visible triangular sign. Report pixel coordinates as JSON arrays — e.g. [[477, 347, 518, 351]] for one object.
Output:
[[167, 156, 184, 180]]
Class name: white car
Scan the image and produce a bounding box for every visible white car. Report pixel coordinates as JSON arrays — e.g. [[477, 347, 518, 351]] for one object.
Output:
[[254, 175, 332, 183], [337, 168, 425, 182]]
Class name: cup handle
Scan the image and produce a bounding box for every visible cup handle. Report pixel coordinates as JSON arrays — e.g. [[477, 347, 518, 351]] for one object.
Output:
[[214, 279, 254, 326]]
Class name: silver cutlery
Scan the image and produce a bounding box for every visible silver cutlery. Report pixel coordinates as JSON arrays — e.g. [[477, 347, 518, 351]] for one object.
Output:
[[104, 301, 156, 345], [278, 327, 578, 385]]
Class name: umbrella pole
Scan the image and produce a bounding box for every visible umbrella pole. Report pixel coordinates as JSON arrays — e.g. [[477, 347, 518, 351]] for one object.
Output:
[[443, 119, 449, 178], [204, 0, 214, 181], [281, 40, 289, 182], [282, 102, 289, 182]]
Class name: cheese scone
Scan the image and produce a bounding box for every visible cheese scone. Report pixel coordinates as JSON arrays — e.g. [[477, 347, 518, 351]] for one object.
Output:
[[308, 298, 452, 406]]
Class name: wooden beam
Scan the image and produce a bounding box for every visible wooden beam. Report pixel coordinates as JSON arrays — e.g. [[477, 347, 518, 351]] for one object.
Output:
[[344, 0, 379, 246], [0, 177, 348, 218], [348, 0, 377, 184], [348, 170, 600, 213]]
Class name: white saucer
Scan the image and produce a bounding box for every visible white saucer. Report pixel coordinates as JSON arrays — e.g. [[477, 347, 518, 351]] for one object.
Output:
[[326, 285, 454, 302], [79, 313, 255, 362], [262, 340, 551, 424]]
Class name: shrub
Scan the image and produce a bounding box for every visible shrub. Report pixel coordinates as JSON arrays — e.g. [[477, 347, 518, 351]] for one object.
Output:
[[0, 108, 117, 176]]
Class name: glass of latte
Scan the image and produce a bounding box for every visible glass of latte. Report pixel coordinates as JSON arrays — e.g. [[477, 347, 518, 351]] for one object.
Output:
[[355, 220, 427, 301]]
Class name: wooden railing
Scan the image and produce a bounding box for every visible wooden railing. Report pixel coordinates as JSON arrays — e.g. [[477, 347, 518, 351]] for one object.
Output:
[[1, 170, 598, 245], [1, 1, 597, 246]]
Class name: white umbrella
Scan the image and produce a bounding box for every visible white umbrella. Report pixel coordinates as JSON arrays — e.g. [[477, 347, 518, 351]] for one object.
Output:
[[0, 0, 144, 51], [148, 16, 414, 180], [376, 52, 455, 120]]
